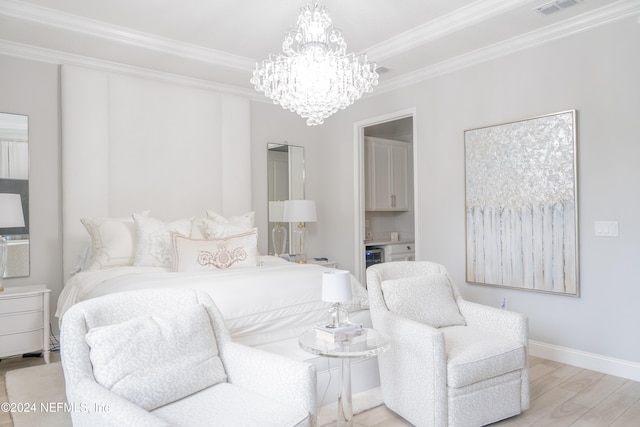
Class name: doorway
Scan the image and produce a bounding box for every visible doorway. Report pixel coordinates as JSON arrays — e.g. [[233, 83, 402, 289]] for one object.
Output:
[[353, 109, 418, 283]]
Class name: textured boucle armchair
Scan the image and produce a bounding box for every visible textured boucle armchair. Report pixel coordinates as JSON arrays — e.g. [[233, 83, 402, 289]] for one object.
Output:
[[367, 261, 529, 427], [60, 288, 317, 427]]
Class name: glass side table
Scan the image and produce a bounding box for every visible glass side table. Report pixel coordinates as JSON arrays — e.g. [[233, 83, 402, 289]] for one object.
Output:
[[299, 327, 390, 427]]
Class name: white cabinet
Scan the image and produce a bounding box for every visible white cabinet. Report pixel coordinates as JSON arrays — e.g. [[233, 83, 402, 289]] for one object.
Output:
[[365, 137, 410, 211], [0, 285, 50, 363], [383, 243, 415, 262]]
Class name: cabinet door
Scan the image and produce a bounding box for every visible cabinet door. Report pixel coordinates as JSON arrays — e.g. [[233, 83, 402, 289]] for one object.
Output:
[[390, 143, 410, 210], [366, 140, 392, 210], [365, 137, 410, 211]]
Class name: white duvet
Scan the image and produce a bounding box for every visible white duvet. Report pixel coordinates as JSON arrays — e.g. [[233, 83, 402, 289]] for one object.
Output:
[[56, 256, 369, 346]]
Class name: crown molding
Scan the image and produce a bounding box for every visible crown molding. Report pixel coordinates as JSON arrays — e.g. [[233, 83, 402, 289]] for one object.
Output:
[[374, 0, 640, 95], [0, 39, 264, 101], [1, 0, 638, 102], [0, 0, 256, 71], [364, 0, 532, 62]]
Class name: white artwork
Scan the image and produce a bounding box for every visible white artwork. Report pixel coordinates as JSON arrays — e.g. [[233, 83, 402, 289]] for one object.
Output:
[[465, 111, 579, 295]]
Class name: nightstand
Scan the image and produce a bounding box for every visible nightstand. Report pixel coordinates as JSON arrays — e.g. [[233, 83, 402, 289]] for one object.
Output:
[[307, 258, 337, 268], [0, 285, 51, 363]]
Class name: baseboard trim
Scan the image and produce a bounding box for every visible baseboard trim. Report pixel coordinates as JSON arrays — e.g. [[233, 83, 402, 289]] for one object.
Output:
[[529, 340, 640, 382]]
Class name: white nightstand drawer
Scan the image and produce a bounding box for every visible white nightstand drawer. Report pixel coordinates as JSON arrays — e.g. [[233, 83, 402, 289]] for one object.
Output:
[[0, 294, 43, 315], [0, 330, 44, 358], [0, 285, 50, 363], [0, 311, 44, 335]]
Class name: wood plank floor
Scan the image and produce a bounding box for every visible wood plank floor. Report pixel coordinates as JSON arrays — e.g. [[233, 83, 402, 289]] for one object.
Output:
[[0, 351, 62, 427], [1, 353, 638, 426], [349, 356, 640, 427]]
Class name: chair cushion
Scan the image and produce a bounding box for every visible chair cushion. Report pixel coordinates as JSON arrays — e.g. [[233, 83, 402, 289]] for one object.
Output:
[[151, 382, 309, 427], [381, 273, 466, 328], [86, 303, 227, 410], [441, 325, 526, 388]]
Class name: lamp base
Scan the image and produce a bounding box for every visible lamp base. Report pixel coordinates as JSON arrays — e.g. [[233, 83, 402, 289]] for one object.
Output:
[[291, 223, 307, 264], [271, 222, 287, 257], [315, 322, 363, 343]]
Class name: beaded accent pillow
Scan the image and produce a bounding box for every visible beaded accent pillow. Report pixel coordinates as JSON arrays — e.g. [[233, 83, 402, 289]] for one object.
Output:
[[381, 273, 465, 328]]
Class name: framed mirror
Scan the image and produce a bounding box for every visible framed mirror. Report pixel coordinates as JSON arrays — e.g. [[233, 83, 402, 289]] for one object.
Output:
[[0, 112, 29, 278], [267, 143, 304, 256]]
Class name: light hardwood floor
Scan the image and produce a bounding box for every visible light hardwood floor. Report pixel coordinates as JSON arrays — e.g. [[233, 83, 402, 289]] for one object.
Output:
[[0, 351, 62, 427], [1, 353, 639, 426]]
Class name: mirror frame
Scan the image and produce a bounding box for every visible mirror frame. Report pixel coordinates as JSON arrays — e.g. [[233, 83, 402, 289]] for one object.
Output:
[[0, 112, 29, 278], [267, 143, 304, 256]]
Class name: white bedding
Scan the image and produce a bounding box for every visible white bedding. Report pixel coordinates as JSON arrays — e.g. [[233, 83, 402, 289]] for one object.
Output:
[[56, 256, 369, 347]]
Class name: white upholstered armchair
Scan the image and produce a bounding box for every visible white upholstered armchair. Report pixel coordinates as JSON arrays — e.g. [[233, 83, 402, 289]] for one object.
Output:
[[60, 288, 317, 427], [367, 261, 529, 427]]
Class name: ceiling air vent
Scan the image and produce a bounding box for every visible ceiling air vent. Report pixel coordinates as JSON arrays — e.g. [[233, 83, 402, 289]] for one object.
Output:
[[535, 0, 581, 15]]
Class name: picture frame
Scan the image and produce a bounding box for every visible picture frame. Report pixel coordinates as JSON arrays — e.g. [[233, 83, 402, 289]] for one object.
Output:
[[464, 110, 579, 296]]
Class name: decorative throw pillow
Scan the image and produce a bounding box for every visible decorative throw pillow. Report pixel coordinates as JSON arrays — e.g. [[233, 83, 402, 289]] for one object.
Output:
[[202, 211, 255, 238], [81, 211, 149, 270], [133, 214, 192, 267], [173, 228, 259, 271], [381, 273, 466, 328], [86, 304, 227, 411]]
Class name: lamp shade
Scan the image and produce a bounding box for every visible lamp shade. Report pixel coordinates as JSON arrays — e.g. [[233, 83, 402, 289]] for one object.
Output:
[[268, 201, 286, 222], [322, 270, 352, 303], [283, 199, 317, 223], [0, 193, 25, 228]]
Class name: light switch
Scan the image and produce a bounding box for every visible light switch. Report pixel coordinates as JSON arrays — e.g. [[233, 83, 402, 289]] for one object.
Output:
[[594, 221, 619, 237]]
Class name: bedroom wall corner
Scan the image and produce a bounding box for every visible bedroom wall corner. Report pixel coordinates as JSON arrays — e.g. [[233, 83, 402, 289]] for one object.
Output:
[[0, 54, 62, 335], [60, 65, 110, 281], [221, 94, 251, 216]]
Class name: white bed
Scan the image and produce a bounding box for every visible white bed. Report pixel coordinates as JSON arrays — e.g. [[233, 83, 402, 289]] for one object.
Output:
[[56, 256, 370, 347]]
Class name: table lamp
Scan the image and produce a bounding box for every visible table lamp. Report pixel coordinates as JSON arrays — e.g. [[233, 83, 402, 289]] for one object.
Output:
[[283, 199, 316, 263], [0, 193, 25, 292], [322, 269, 352, 328]]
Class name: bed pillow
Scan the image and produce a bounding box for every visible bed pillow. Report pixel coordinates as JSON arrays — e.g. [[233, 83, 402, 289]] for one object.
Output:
[[173, 228, 259, 271], [81, 211, 149, 270], [202, 211, 255, 238], [381, 273, 466, 328], [86, 304, 226, 410], [133, 214, 192, 267]]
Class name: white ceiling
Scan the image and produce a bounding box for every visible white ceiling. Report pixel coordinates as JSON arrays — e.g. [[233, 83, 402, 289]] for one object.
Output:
[[0, 0, 638, 97]]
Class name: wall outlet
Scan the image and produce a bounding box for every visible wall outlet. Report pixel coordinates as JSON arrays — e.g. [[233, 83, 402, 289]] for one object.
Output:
[[499, 297, 507, 309]]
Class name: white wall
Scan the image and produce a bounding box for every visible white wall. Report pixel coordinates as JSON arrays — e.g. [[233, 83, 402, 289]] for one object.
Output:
[[295, 16, 640, 366]]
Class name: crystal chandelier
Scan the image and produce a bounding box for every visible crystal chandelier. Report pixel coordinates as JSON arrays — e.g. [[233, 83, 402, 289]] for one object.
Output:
[[251, 3, 379, 126]]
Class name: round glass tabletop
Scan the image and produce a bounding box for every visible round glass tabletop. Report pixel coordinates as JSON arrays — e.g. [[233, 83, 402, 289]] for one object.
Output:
[[298, 327, 390, 359]]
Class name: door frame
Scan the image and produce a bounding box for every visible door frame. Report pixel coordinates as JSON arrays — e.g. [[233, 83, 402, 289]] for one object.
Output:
[[353, 107, 419, 283]]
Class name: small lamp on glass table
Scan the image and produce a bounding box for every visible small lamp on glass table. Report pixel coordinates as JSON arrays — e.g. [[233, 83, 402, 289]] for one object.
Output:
[[321, 269, 352, 328], [0, 193, 26, 292]]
